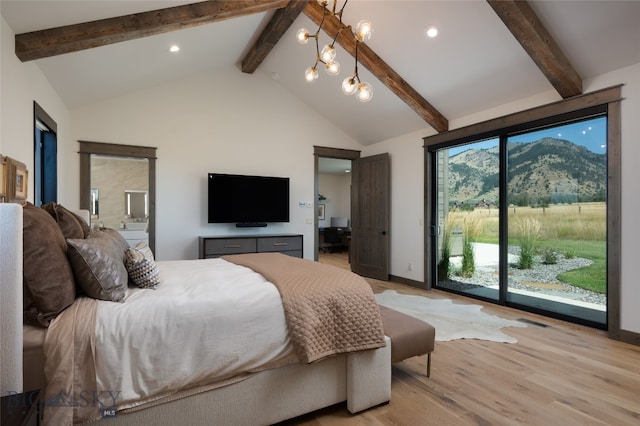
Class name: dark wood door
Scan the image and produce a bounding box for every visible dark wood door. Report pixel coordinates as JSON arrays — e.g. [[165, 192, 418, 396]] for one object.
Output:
[[351, 153, 390, 280]]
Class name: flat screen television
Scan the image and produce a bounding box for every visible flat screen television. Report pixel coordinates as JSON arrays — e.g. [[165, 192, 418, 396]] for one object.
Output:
[[208, 173, 290, 226]]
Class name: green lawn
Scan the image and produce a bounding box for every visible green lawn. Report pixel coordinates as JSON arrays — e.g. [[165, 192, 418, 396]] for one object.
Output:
[[538, 239, 606, 294]]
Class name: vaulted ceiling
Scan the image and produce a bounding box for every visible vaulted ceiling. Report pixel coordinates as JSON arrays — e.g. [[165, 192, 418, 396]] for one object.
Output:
[[2, 1, 639, 145]]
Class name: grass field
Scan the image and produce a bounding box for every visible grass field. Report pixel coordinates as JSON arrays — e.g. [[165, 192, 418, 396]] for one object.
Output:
[[447, 202, 606, 293]]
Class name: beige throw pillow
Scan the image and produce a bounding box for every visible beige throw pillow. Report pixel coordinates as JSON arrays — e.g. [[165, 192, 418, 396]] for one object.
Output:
[[124, 243, 160, 289]]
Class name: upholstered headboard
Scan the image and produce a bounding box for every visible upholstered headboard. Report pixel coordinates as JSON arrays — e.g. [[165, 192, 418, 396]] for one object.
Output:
[[0, 205, 90, 395], [0, 203, 23, 395]]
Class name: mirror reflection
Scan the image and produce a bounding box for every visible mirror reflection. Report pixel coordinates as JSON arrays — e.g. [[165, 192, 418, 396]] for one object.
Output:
[[90, 188, 99, 218], [90, 155, 148, 229], [125, 190, 148, 219]]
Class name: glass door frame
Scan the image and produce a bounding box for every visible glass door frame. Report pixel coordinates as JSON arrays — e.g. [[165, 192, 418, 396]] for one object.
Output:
[[424, 86, 622, 334]]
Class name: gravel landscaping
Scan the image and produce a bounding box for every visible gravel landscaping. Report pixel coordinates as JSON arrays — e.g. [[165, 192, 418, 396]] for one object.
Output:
[[440, 247, 606, 306]]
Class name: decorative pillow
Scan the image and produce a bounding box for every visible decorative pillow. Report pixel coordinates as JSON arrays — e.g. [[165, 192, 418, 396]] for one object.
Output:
[[66, 231, 129, 302], [22, 203, 76, 327], [91, 228, 130, 260], [124, 243, 160, 289], [42, 202, 90, 239]]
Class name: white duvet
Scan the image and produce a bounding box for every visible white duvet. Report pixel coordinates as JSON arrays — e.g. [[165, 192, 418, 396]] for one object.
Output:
[[94, 258, 296, 409]]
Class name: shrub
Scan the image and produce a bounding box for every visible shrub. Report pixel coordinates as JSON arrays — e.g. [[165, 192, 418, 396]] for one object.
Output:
[[541, 248, 558, 265], [564, 250, 575, 259]]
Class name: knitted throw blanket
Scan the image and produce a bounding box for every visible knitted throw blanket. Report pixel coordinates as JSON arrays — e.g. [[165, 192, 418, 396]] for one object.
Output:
[[223, 253, 386, 363]]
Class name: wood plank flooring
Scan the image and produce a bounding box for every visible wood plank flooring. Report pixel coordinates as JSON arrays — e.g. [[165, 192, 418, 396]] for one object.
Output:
[[281, 252, 640, 425]]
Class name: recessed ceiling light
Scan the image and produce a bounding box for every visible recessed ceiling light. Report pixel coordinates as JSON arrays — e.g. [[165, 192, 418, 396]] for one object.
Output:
[[169, 45, 180, 53], [425, 26, 438, 38]]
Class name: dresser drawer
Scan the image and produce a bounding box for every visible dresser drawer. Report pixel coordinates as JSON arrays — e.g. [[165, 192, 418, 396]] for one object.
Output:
[[257, 236, 302, 253], [204, 238, 257, 256]]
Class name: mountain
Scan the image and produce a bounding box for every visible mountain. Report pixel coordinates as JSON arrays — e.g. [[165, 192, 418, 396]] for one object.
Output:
[[447, 138, 606, 206]]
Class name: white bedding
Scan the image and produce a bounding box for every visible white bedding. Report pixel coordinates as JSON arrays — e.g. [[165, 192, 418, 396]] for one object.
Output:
[[93, 258, 297, 410]]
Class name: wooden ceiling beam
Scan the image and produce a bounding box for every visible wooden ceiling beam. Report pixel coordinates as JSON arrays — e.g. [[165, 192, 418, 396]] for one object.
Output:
[[242, 0, 308, 74], [487, 0, 582, 98], [15, 0, 289, 62], [304, 2, 448, 133]]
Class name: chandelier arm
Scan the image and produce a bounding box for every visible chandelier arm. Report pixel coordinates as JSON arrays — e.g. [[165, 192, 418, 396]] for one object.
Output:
[[330, 26, 344, 47], [314, 26, 323, 64], [353, 40, 360, 82], [336, 0, 348, 23]]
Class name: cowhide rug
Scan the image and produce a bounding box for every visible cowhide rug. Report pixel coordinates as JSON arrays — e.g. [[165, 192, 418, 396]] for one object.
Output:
[[375, 290, 527, 343]]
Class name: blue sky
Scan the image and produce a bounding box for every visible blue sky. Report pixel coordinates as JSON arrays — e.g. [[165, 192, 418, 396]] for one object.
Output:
[[449, 116, 607, 156]]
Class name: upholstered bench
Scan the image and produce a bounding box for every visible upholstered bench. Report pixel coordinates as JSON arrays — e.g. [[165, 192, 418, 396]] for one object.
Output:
[[378, 305, 436, 377]]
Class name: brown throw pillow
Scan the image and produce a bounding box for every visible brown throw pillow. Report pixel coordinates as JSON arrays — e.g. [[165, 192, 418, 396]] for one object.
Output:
[[42, 202, 89, 240], [22, 203, 76, 327], [67, 231, 129, 302]]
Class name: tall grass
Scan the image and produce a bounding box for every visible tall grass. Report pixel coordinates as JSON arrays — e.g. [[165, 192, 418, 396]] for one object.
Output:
[[460, 214, 481, 277], [514, 217, 541, 269], [437, 215, 454, 281], [450, 203, 606, 243]]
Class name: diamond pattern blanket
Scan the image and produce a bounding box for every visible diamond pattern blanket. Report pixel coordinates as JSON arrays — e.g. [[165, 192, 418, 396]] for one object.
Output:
[[223, 253, 386, 363]]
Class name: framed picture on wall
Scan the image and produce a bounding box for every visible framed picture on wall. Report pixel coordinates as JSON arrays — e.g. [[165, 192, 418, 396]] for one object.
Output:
[[0, 155, 6, 201], [318, 203, 326, 220], [15, 165, 28, 200], [5, 157, 28, 202]]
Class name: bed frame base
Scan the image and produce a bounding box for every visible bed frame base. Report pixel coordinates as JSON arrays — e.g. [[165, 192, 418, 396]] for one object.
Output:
[[90, 337, 391, 425]]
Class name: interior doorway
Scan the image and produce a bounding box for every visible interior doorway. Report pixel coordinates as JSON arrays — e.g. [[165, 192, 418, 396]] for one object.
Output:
[[313, 147, 360, 262], [314, 147, 391, 282], [34, 102, 57, 206]]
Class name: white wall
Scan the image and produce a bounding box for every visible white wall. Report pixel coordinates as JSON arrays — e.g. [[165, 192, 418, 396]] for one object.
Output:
[[71, 68, 362, 260], [586, 62, 640, 334], [1, 17, 73, 203], [366, 62, 640, 334], [318, 173, 351, 228]]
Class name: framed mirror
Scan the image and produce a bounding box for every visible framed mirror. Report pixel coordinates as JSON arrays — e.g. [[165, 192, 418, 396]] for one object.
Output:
[[79, 141, 157, 254]]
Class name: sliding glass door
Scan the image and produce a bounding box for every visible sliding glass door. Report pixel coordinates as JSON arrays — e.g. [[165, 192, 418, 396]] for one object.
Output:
[[435, 138, 501, 302], [433, 116, 607, 327], [505, 117, 607, 324]]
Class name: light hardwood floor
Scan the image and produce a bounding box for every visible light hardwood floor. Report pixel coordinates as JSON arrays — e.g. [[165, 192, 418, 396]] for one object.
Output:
[[280, 252, 640, 425]]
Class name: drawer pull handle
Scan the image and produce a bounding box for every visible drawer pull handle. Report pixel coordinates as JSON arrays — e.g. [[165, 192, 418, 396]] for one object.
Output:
[[224, 244, 242, 248], [273, 242, 288, 246]]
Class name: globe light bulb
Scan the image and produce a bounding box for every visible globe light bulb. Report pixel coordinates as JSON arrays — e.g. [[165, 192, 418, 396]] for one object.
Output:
[[325, 61, 340, 76], [342, 77, 357, 95], [304, 66, 319, 83], [425, 26, 438, 38], [296, 28, 310, 44], [355, 20, 373, 42], [357, 82, 373, 102], [320, 45, 336, 63]]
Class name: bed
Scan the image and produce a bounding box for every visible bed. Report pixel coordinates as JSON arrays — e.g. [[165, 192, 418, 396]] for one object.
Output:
[[0, 203, 391, 425]]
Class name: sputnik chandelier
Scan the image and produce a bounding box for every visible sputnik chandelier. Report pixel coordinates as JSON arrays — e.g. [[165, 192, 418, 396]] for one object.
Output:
[[296, 0, 373, 102]]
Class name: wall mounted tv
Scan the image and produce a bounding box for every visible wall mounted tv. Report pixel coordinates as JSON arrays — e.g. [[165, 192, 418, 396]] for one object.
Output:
[[208, 173, 290, 227]]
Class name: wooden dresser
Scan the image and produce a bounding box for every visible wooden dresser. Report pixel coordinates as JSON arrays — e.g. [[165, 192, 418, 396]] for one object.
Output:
[[199, 234, 303, 259]]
